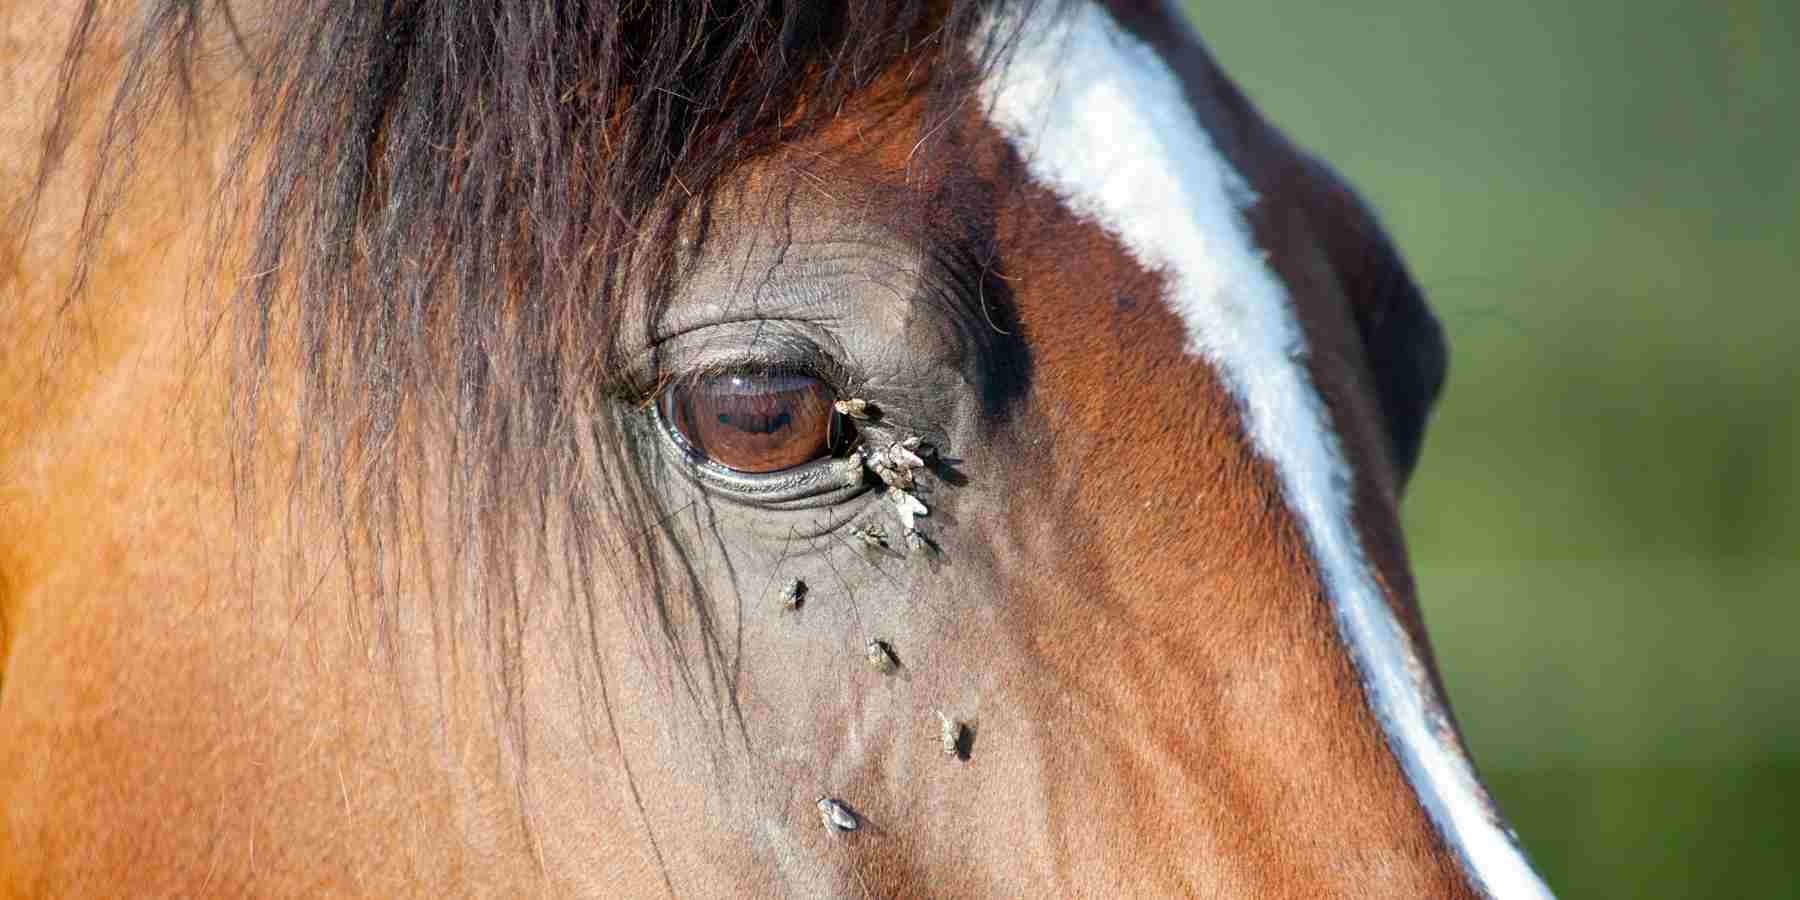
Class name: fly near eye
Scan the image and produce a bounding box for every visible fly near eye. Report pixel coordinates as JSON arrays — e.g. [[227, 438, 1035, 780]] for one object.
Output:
[[660, 372, 840, 474]]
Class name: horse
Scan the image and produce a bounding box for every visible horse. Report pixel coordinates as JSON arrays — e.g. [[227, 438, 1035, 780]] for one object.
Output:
[[0, 0, 1553, 895]]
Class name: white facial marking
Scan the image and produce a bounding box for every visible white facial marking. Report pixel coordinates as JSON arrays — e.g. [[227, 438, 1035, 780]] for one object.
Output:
[[972, 4, 1553, 897]]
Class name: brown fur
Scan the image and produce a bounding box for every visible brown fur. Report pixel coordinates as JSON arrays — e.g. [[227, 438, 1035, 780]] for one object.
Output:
[[2, 1, 1482, 895]]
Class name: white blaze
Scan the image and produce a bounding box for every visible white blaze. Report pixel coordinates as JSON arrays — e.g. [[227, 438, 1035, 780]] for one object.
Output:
[[971, 3, 1553, 897]]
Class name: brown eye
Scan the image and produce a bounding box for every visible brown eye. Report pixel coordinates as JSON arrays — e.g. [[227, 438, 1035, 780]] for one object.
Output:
[[660, 372, 840, 474]]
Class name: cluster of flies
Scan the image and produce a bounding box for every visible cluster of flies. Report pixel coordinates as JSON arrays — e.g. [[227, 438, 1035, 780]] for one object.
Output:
[[805, 398, 966, 835], [834, 398, 934, 554]]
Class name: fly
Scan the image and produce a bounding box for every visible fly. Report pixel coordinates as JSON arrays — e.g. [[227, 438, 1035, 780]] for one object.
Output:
[[866, 639, 899, 674], [935, 710, 964, 759], [816, 796, 859, 832], [834, 398, 876, 422], [887, 487, 928, 547], [863, 436, 931, 490], [780, 577, 807, 611], [852, 522, 889, 550]]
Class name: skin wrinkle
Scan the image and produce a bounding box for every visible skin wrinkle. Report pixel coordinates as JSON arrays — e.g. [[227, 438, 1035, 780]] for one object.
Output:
[[1, 1, 1514, 897]]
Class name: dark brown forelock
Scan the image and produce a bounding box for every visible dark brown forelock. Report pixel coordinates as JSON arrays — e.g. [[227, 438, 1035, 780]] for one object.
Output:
[[20, 0, 1059, 733]]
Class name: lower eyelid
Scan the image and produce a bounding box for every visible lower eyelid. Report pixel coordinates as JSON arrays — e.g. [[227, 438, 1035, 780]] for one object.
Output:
[[671, 440, 868, 508]]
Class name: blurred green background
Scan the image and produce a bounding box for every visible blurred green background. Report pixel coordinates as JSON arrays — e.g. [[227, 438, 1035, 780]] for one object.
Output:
[[1196, 1, 1799, 896]]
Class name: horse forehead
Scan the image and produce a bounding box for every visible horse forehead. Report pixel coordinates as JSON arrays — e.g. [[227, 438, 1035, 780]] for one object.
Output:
[[972, 2, 1324, 413]]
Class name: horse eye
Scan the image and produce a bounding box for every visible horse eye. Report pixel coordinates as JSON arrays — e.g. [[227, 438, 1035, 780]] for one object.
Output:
[[660, 373, 840, 474]]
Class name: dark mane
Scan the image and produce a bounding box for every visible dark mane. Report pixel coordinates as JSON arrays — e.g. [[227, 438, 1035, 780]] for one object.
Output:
[[25, 0, 1050, 746]]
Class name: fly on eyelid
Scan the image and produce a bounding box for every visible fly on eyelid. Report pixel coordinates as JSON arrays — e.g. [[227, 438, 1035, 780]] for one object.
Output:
[[834, 398, 876, 421], [888, 487, 927, 535], [863, 437, 930, 490]]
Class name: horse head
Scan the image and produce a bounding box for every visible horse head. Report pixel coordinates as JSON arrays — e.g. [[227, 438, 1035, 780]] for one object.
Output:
[[0, 1, 1549, 895]]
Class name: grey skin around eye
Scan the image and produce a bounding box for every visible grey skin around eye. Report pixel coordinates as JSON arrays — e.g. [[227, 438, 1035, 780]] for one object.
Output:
[[601, 189, 1050, 878], [631, 204, 982, 525]]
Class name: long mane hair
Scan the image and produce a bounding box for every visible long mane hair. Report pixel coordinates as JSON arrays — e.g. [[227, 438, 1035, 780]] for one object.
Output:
[[22, 0, 1049, 739]]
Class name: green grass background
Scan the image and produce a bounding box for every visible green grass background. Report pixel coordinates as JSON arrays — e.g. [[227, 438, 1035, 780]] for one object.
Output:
[[1193, 1, 1799, 895]]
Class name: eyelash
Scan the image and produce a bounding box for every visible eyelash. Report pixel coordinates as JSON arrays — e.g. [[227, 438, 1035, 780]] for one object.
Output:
[[642, 341, 852, 410]]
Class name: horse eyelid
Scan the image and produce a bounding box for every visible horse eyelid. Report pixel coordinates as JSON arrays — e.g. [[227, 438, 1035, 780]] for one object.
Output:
[[630, 331, 858, 405]]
